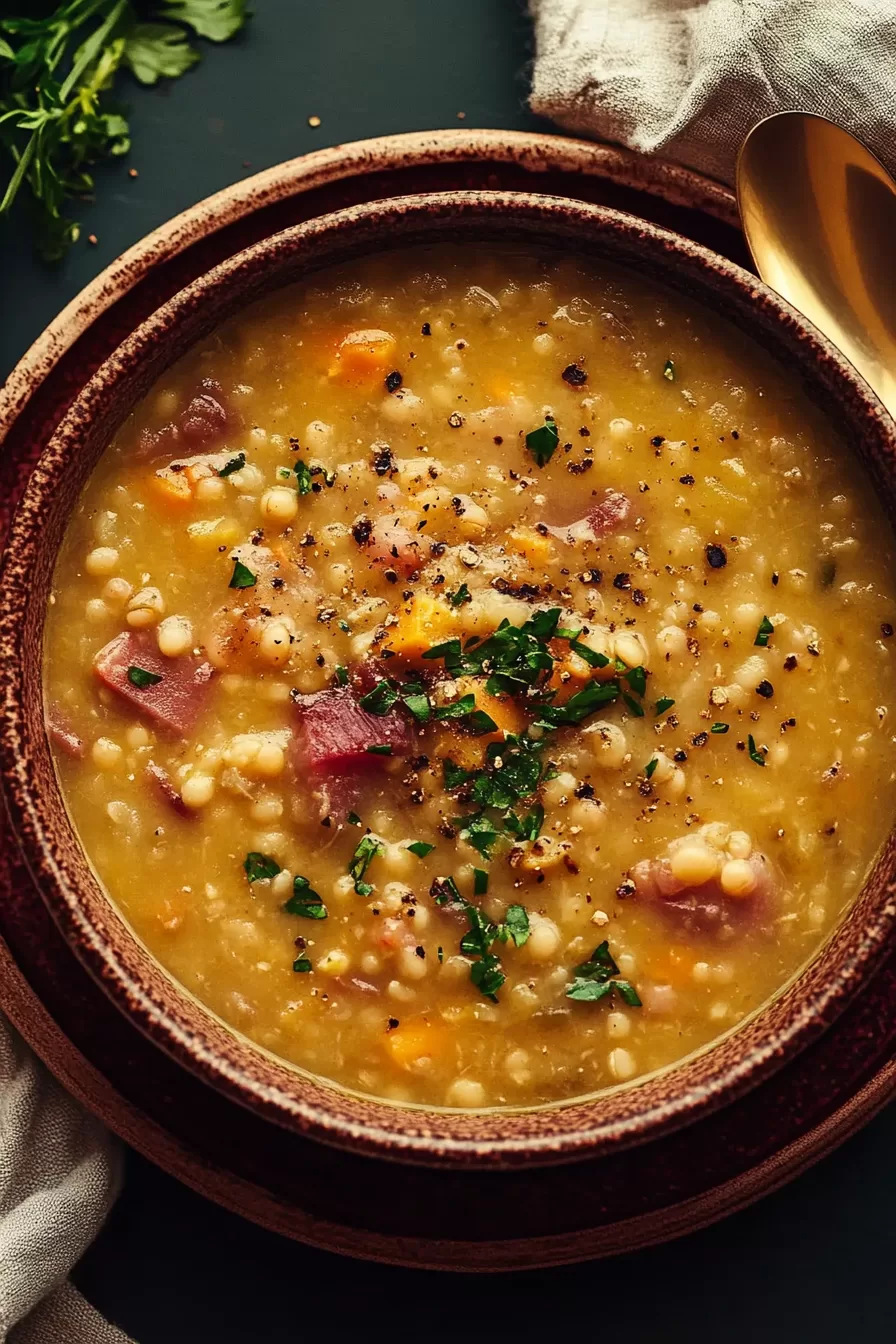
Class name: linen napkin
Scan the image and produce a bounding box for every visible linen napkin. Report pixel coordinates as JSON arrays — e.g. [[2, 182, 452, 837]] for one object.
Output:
[[0, 1016, 131, 1342], [528, 0, 896, 185]]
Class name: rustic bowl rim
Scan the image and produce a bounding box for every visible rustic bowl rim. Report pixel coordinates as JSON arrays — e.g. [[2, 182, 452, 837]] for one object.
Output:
[[2, 189, 895, 1168]]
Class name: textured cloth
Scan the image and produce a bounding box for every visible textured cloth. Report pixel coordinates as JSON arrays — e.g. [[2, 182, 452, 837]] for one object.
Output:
[[529, 0, 896, 185], [0, 1018, 130, 1342]]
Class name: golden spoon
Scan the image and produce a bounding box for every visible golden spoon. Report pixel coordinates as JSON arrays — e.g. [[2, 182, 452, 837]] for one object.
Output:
[[737, 110, 896, 418]]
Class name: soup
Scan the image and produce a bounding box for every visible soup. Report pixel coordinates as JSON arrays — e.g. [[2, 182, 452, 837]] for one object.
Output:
[[44, 246, 896, 1109]]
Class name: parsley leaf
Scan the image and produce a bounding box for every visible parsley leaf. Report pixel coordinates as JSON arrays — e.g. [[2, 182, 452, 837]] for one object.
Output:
[[358, 679, 400, 715], [625, 665, 647, 697], [505, 903, 530, 947], [349, 834, 384, 894], [748, 734, 766, 766], [526, 416, 559, 467], [126, 665, 162, 688], [283, 875, 327, 919], [447, 583, 472, 608], [473, 867, 489, 896], [294, 459, 313, 495], [644, 757, 658, 779], [655, 696, 675, 715], [125, 23, 200, 85], [470, 953, 505, 1002], [157, 1, 249, 43], [754, 615, 774, 647], [366, 744, 393, 756], [229, 559, 256, 589], [293, 956, 312, 973], [244, 852, 281, 882], [710, 721, 729, 734], [565, 940, 642, 1007], [217, 451, 245, 477], [407, 841, 435, 859], [334, 665, 349, 686]]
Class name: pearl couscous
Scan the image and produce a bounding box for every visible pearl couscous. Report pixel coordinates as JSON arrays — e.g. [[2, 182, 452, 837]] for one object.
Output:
[[44, 246, 896, 1108]]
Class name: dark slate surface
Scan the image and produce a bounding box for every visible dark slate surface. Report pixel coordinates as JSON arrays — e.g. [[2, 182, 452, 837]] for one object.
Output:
[[2, 1, 893, 1338]]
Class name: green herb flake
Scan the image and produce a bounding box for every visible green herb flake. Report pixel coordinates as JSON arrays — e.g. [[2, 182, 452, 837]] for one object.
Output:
[[432, 693, 476, 721], [228, 559, 257, 590], [366, 743, 393, 756], [218, 452, 246, 478], [293, 957, 312, 973], [710, 722, 729, 734], [655, 696, 675, 715], [644, 757, 658, 779], [126, 665, 162, 689], [283, 876, 328, 919], [407, 841, 435, 859], [437, 945, 444, 964], [447, 583, 472, 608], [443, 759, 476, 792], [470, 953, 505, 1003], [525, 416, 560, 468], [748, 734, 766, 766], [244, 852, 281, 883], [754, 615, 775, 647], [625, 665, 648, 697], [622, 692, 645, 718], [358, 679, 399, 715], [505, 903, 530, 947], [294, 459, 313, 495], [565, 939, 642, 1008], [473, 868, 489, 896], [349, 834, 384, 894], [334, 665, 349, 687], [663, 359, 675, 381], [347, 811, 362, 826], [401, 688, 431, 723]]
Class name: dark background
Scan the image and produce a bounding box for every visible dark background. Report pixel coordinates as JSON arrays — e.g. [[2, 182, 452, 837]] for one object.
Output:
[[3, 2, 894, 1339]]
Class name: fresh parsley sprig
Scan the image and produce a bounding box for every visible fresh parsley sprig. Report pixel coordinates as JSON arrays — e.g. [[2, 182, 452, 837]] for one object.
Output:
[[0, 1, 250, 260]]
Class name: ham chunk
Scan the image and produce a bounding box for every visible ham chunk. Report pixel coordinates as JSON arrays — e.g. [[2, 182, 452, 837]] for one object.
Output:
[[94, 631, 214, 737], [47, 710, 85, 760], [543, 488, 633, 546], [631, 851, 774, 939], [291, 684, 414, 819], [138, 378, 233, 460]]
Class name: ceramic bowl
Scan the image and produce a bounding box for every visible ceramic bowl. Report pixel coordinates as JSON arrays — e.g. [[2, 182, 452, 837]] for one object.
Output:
[[2, 191, 894, 1170]]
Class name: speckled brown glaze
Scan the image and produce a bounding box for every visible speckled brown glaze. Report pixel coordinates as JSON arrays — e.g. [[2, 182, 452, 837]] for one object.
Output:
[[2, 188, 895, 1177]]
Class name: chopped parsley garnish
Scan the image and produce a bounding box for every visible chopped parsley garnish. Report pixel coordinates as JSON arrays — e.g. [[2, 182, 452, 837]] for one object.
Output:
[[644, 758, 658, 780], [455, 811, 502, 860], [625, 665, 648, 697], [622, 693, 645, 718], [335, 665, 349, 686], [525, 416, 559, 467], [473, 868, 489, 896], [401, 687, 431, 723], [347, 811, 362, 826], [505, 903, 530, 947], [655, 696, 675, 715], [471, 954, 505, 1002], [218, 452, 246, 478], [294, 459, 313, 495], [126, 665, 162, 689], [349, 834, 384, 895], [293, 957, 312, 973], [711, 722, 729, 734], [283, 876, 327, 919], [534, 677, 622, 729], [748, 734, 766, 766], [366, 744, 393, 756], [565, 941, 642, 1006], [244, 852, 281, 882], [229, 559, 257, 589], [432, 693, 476, 720], [407, 841, 435, 859], [754, 615, 774, 647], [447, 583, 472, 608], [663, 359, 675, 381], [358, 680, 399, 715], [443, 759, 476, 791]]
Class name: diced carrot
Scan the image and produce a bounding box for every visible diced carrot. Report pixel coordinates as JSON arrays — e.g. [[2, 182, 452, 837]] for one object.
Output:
[[453, 675, 525, 741], [507, 527, 554, 568], [386, 593, 457, 663], [385, 1017, 444, 1070], [643, 945, 697, 988], [147, 470, 192, 508], [329, 327, 397, 384]]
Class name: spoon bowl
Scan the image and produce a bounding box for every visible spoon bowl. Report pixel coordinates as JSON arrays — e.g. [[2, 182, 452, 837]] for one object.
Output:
[[737, 110, 896, 417]]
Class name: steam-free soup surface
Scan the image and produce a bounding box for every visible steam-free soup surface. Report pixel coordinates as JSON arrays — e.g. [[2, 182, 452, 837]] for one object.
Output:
[[45, 247, 896, 1108]]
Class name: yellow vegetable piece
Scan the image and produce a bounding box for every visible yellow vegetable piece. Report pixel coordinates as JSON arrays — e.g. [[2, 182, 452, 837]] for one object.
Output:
[[329, 327, 397, 383], [507, 527, 554, 568], [147, 469, 192, 508], [385, 1017, 443, 1070], [386, 593, 457, 663]]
